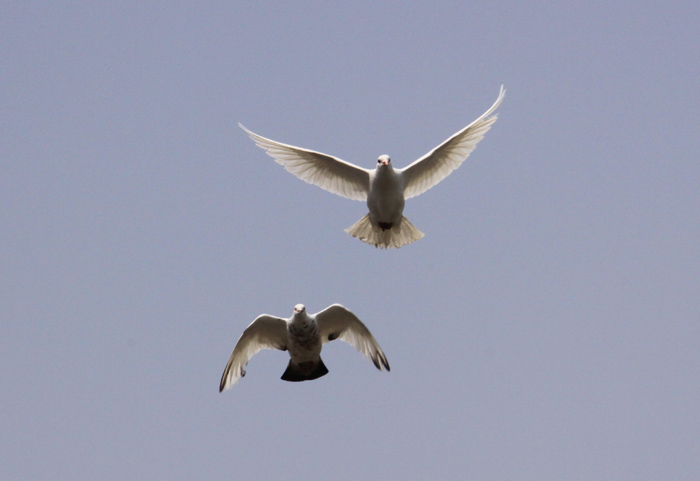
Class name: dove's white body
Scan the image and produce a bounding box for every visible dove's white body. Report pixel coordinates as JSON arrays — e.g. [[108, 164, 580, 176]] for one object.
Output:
[[367, 164, 405, 229], [240, 85, 505, 248], [219, 304, 390, 391]]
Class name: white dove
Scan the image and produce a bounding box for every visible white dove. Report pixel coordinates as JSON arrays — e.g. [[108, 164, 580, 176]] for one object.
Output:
[[240, 85, 505, 248], [219, 304, 390, 391]]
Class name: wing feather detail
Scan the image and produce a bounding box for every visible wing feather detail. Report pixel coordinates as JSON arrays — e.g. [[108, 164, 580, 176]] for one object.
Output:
[[399, 85, 505, 199], [315, 304, 390, 372], [219, 315, 288, 391], [240, 124, 371, 201]]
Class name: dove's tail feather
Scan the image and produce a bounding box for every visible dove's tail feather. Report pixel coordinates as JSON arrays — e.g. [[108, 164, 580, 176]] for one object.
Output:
[[280, 359, 329, 382], [345, 214, 425, 249]]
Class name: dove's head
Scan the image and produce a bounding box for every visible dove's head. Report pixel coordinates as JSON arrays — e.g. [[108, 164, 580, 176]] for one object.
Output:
[[293, 304, 306, 315], [377, 155, 391, 167]]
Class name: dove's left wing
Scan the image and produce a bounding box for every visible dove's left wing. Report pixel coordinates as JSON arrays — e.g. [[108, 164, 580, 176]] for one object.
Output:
[[315, 304, 390, 371], [240, 124, 371, 201], [399, 85, 505, 199]]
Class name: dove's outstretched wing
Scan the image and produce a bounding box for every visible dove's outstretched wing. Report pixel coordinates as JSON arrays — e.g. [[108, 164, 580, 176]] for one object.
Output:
[[240, 124, 371, 201], [219, 315, 288, 392], [315, 304, 390, 371], [399, 85, 505, 199]]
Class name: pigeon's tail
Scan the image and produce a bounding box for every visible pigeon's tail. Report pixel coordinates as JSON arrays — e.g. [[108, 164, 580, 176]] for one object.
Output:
[[280, 359, 329, 382], [345, 214, 425, 249]]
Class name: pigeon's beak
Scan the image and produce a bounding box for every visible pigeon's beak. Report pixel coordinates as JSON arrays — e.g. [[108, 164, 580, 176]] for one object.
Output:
[[381, 160, 389, 166]]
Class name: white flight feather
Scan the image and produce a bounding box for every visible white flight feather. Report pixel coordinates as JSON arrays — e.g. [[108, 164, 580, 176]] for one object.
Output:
[[219, 315, 288, 391], [399, 85, 506, 199], [239, 123, 371, 201], [315, 304, 390, 371]]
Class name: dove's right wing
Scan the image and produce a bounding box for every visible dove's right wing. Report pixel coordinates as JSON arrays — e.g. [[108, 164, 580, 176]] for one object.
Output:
[[219, 315, 288, 392], [399, 86, 505, 199], [315, 304, 390, 372], [240, 124, 371, 201]]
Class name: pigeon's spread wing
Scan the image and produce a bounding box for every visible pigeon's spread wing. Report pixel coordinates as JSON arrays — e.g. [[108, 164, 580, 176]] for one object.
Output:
[[315, 304, 390, 371], [239, 124, 371, 201], [219, 315, 288, 391], [399, 86, 505, 199]]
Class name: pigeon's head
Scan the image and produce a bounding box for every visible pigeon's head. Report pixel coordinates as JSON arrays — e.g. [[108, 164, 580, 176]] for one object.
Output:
[[377, 155, 391, 167], [293, 304, 306, 314]]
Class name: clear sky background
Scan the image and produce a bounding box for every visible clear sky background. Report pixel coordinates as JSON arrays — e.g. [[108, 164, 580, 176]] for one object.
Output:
[[2, 2, 699, 480]]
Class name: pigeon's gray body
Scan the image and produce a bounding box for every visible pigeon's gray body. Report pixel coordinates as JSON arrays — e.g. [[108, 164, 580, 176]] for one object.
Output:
[[282, 307, 325, 381]]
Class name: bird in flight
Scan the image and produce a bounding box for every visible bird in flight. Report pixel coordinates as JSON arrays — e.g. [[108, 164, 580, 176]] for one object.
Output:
[[219, 304, 390, 391], [240, 85, 505, 248]]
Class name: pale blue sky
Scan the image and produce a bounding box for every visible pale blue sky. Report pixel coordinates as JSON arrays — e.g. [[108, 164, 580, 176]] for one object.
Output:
[[2, 2, 699, 480]]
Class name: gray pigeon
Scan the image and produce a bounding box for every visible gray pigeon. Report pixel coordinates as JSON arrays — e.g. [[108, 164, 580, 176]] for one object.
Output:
[[240, 85, 505, 248], [219, 304, 390, 391]]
